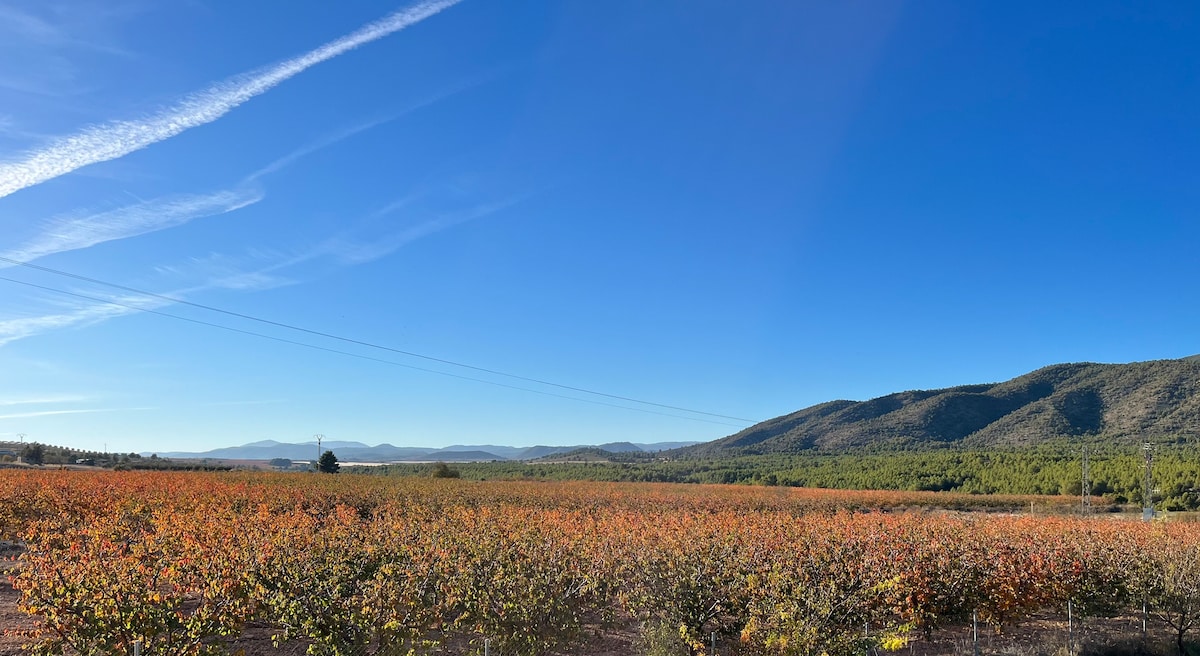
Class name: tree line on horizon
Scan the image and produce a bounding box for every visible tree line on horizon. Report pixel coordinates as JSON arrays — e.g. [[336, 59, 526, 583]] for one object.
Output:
[[363, 442, 1200, 511]]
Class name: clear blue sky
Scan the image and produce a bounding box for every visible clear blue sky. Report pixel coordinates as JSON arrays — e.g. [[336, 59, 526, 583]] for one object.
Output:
[[0, 1, 1197, 454]]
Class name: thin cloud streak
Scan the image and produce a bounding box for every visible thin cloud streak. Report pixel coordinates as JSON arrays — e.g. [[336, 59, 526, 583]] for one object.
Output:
[[244, 117, 396, 184], [200, 399, 287, 407], [245, 78, 486, 184], [0, 395, 90, 407], [0, 188, 263, 264], [0, 191, 519, 347], [2, 79, 477, 266], [0, 264, 288, 347], [0, 292, 164, 347], [0, 408, 150, 421], [0, 0, 462, 199], [0, 3, 136, 56], [327, 196, 525, 265], [2, 107, 392, 266]]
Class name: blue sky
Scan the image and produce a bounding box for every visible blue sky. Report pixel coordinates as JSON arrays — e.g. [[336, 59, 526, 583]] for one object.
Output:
[[0, 1, 1197, 454]]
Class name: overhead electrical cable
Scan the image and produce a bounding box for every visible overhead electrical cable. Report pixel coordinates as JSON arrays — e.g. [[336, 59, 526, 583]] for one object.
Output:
[[0, 274, 750, 429], [0, 255, 755, 423]]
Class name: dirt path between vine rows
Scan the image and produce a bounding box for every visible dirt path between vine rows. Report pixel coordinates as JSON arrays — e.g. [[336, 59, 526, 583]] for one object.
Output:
[[0, 550, 31, 656]]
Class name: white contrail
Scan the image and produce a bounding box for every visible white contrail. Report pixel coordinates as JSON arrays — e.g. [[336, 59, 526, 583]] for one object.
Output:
[[243, 116, 395, 184], [328, 197, 523, 265], [0, 395, 89, 406], [0, 0, 462, 199], [0, 296, 153, 347], [0, 196, 512, 346], [244, 77, 484, 184], [1, 188, 262, 263], [0, 408, 149, 420]]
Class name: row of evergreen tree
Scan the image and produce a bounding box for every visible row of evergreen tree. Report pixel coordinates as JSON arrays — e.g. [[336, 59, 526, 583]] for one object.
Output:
[[363, 443, 1200, 510]]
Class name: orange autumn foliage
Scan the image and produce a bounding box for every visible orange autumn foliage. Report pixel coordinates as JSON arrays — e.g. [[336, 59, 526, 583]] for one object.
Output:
[[2, 470, 1198, 656]]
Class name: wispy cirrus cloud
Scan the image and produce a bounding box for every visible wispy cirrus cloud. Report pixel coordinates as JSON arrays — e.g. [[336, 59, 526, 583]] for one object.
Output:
[[0, 253, 300, 347], [325, 196, 525, 265], [0, 0, 462, 199], [2, 67, 481, 266], [0, 394, 90, 407], [0, 2, 134, 55], [0, 407, 150, 421], [0, 187, 263, 264], [162, 251, 300, 293], [0, 4, 63, 45], [0, 97, 457, 267], [0, 106, 406, 267], [0, 3, 129, 98], [200, 399, 286, 407], [0, 291, 162, 347], [245, 77, 485, 184], [0, 114, 46, 144], [0, 194, 521, 346]]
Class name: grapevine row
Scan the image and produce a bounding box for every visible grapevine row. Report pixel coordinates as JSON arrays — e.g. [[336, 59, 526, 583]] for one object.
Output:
[[2, 471, 1198, 656]]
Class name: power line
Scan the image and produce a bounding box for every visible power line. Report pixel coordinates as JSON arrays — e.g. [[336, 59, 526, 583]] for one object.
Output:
[[0, 274, 749, 428], [0, 254, 756, 424]]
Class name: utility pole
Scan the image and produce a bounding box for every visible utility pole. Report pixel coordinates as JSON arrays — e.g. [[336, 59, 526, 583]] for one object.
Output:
[[314, 434, 324, 471], [16, 433, 25, 464], [1081, 445, 1092, 514], [1142, 442, 1155, 522]]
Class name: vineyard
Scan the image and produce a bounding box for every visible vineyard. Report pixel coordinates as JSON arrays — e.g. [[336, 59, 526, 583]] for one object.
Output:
[[1, 471, 1199, 656]]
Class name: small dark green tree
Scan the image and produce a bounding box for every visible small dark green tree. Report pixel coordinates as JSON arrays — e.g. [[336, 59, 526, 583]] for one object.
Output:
[[430, 462, 460, 479], [21, 443, 44, 466], [268, 458, 293, 469], [317, 450, 340, 474]]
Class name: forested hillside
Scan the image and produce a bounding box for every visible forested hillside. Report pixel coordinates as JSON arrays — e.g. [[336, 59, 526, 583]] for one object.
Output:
[[688, 358, 1200, 455]]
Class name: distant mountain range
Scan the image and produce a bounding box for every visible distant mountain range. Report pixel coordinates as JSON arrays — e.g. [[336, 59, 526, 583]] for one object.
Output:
[[685, 357, 1200, 456], [150, 440, 701, 463], [152, 358, 1200, 463]]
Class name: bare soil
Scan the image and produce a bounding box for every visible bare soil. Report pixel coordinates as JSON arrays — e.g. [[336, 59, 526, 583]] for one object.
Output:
[[0, 550, 32, 656]]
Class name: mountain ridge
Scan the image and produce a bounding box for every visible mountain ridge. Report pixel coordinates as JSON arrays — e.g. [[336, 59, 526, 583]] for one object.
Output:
[[150, 440, 701, 463], [686, 357, 1200, 456]]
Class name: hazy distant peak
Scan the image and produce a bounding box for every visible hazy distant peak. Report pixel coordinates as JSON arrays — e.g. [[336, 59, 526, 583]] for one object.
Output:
[[242, 439, 284, 447]]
